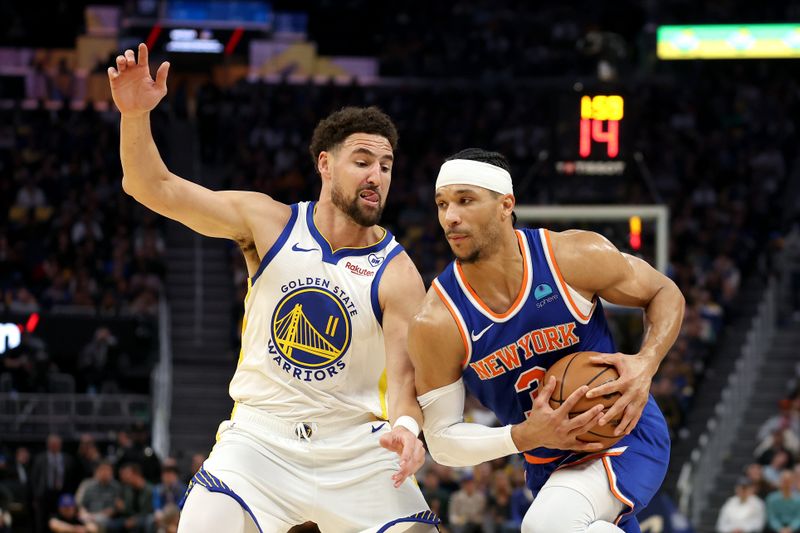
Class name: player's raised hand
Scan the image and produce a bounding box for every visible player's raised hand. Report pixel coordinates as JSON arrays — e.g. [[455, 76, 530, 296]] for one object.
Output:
[[107, 43, 170, 117], [585, 352, 653, 436], [512, 376, 606, 453], [379, 426, 425, 488]]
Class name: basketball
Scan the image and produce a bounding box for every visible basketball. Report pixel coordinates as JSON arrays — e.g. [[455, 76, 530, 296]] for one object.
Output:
[[545, 351, 623, 449]]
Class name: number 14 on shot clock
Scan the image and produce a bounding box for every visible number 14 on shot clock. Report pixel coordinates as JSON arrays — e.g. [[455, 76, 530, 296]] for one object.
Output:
[[579, 95, 624, 159]]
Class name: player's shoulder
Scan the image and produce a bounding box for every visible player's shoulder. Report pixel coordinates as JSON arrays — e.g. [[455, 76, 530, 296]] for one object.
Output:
[[376, 249, 425, 306], [548, 229, 627, 289], [410, 283, 459, 336], [548, 229, 618, 265], [226, 190, 293, 227], [548, 228, 614, 251], [379, 249, 423, 289]]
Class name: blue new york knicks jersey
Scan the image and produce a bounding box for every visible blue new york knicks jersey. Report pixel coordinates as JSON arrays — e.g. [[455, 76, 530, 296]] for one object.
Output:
[[432, 228, 670, 528]]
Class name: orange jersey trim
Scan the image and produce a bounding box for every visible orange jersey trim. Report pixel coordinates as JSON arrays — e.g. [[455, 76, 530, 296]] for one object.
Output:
[[543, 230, 593, 322], [456, 231, 529, 319], [432, 282, 470, 367], [602, 456, 635, 510], [524, 453, 564, 465], [554, 448, 625, 470]]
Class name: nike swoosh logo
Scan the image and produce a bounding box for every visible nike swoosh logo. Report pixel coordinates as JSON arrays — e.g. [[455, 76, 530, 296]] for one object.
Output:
[[470, 323, 494, 342], [292, 243, 319, 253], [371, 423, 386, 433]]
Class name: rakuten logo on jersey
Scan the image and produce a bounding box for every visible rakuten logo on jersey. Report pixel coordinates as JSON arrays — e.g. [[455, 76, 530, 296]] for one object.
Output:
[[345, 262, 375, 277]]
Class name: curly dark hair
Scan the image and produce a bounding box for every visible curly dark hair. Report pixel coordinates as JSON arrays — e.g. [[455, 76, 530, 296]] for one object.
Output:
[[309, 106, 399, 174]]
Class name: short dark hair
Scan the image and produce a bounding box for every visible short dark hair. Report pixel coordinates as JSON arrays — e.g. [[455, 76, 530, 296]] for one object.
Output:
[[445, 148, 511, 174], [309, 106, 399, 174], [444, 148, 516, 226], [119, 462, 142, 476]]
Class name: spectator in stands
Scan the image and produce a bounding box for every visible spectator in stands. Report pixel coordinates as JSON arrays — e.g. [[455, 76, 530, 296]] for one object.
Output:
[[13, 180, 48, 211], [759, 431, 796, 468], [716, 477, 766, 533], [155, 504, 179, 533], [109, 462, 153, 533], [129, 422, 161, 484], [75, 435, 101, 482], [185, 453, 205, 485], [747, 463, 776, 500], [112, 425, 160, 484], [757, 399, 800, 452], [420, 470, 451, 525], [32, 435, 78, 533], [766, 471, 800, 533], [486, 470, 516, 532], [48, 493, 97, 533], [3, 446, 32, 527], [652, 374, 685, 439], [448, 471, 486, 533], [764, 451, 794, 490], [75, 461, 120, 531], [1, 336, 36, 392], [508, 467, 533, 527], [757, 427, 800, 466], [151, 463, 185, 522], [78, 328, 119, 393]]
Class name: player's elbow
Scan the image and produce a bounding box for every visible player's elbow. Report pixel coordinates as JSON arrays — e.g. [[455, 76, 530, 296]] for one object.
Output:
[[424, 433, 465, 468], [121, 174, 135, 197]]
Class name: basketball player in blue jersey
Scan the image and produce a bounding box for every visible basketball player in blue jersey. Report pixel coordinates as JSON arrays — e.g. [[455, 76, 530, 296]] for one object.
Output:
[[108, 44, 437, 532], [409, 148, 685, 533]]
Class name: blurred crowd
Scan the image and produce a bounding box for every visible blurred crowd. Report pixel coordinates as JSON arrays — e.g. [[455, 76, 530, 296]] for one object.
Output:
[[0, 105, 167, 318], [0, 424, 198, 533], [716, 392, 800, 533], [1, 1, 800, 530], [198, 60, 798, 444]]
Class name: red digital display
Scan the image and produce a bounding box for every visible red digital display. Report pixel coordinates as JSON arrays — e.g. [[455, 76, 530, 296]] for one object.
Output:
[[579, 95, 624, 159]]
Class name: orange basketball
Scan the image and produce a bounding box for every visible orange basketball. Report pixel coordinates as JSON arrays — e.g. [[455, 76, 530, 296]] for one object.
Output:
[[545, 351, 622, 449]]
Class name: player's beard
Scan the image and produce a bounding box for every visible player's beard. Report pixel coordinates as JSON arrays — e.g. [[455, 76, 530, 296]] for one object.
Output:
[[331, 180, 384, 227], [451, 220, 503, 264]]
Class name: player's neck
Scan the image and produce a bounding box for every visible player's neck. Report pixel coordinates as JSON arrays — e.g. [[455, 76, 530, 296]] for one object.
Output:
[[458, 229, 524, 311], [313, 200, 384, 251]]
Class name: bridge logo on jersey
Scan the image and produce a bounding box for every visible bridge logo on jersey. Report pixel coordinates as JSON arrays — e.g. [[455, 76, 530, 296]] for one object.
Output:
[[269, 286, 351, 382], [468, 321, 580, 381]]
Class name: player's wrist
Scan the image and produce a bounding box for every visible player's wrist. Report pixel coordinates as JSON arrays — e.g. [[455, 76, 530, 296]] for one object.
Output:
[[120, 110, 151, 120], [636, 349, 662, 376], [510, 423, 532, 451], [393, 415, 420, 437]]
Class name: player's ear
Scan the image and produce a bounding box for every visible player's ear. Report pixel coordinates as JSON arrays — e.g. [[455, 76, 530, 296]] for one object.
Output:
[[318, 151, 332, 181], [500, 194, 515, 221]]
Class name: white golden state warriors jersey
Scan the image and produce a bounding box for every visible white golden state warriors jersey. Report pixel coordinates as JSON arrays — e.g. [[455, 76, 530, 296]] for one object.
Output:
[[228, 201, 404, 423]]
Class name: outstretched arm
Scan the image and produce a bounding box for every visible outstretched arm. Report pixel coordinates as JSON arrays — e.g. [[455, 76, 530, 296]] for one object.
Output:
[[109, 44, 289, 273], [377, 253, 427, 487], [550, 230, 685, 435], [409, 289, 604, 467]]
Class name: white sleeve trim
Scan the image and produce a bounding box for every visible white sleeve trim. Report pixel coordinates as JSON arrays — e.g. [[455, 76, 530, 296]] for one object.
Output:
[[418, 379, 519, 467]]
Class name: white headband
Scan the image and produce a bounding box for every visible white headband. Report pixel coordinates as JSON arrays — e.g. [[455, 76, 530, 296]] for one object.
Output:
[[435, 159, 513, 195]]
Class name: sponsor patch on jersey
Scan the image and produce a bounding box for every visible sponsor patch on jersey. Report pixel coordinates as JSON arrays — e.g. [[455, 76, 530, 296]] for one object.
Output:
[[534, 283, 553, 300], [345, 261, 375, 277], [269, 284, 353, 382]]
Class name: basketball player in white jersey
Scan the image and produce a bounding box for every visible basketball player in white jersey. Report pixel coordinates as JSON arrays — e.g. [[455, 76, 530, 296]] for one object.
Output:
[[108, 44, 437, 533]]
